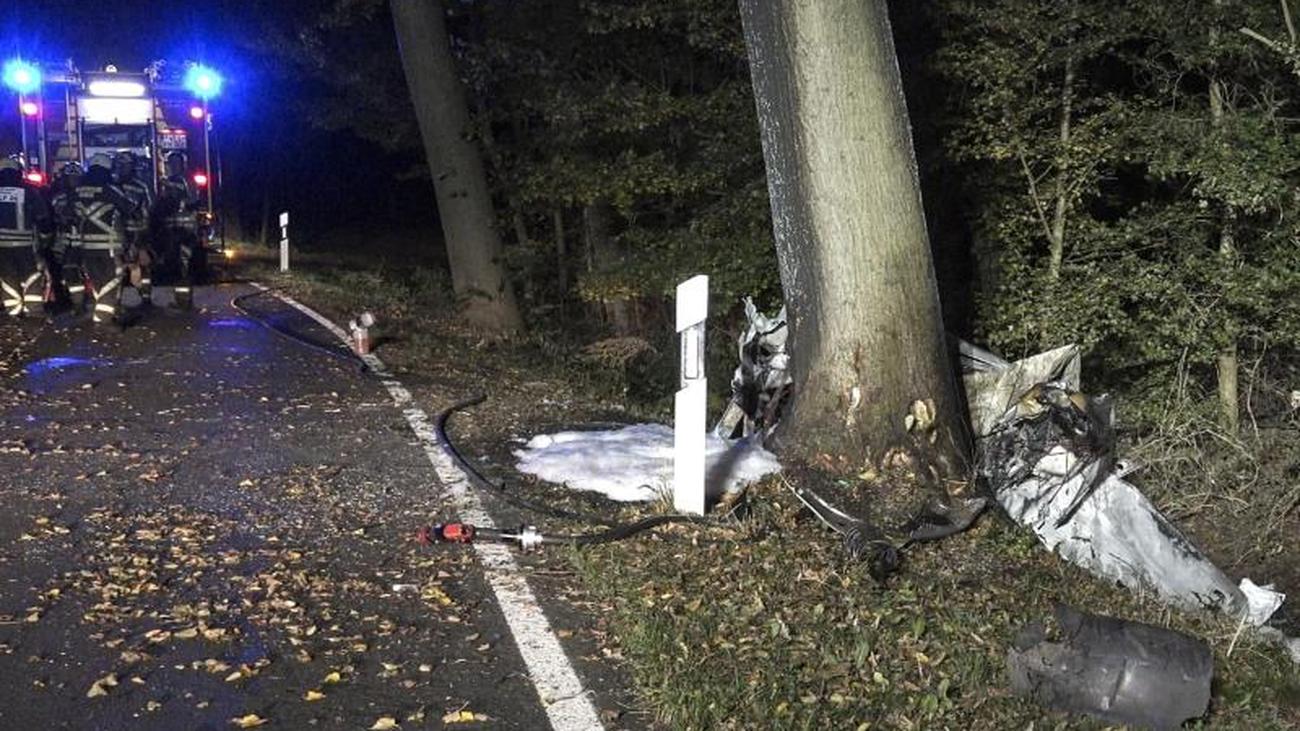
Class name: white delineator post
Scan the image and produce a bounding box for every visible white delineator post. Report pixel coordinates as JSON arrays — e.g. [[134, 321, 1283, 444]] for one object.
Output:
[[279, 211, 290, 273], [674, 275, 709, 515]]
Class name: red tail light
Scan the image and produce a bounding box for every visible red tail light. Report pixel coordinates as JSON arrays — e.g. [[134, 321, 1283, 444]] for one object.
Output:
[[193, 172, 209, 187], [24, 171, 44, 185], [20, 101, 40, 117]]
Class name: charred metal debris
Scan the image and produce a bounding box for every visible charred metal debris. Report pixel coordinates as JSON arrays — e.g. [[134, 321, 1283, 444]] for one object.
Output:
[[1008, 605, 1214, 730], [720, 302, 1297, 669]]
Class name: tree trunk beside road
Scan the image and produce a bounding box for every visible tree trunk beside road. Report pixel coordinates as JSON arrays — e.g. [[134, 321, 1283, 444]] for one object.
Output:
[[739, 0, 968, 483], [390, 0, 523, 333]]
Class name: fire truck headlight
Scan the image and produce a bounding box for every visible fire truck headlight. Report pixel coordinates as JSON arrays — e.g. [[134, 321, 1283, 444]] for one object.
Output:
[[3, 60, 41, 94], [87, 80, 146, 98], [184, 65, 222, 100]]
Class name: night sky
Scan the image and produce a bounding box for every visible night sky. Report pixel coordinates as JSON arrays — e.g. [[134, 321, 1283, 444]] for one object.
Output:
[[4, 0, 248, 76]]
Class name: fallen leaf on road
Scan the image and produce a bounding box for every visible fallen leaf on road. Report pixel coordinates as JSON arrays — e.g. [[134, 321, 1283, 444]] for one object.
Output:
[[442, 709, 488, 724], [304, 690, 325, 701], [323, 671, 342, 684], [370, 717, 399, 730], [230, 714, 267, 728], [87, 673, 118, 698]]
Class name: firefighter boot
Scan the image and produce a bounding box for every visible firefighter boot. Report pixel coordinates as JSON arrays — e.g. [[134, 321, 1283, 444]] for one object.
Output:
[[4, 271, 46, 317], [65, 268, 89, 313], [133, 247, 153, 307], [92, 267, 125, 324], [175, 242, 195, 309], [1, 276, 21, 317], [174, 284, 193, 310], [38, 263, 72, 316], [139, 275, 152, 306]]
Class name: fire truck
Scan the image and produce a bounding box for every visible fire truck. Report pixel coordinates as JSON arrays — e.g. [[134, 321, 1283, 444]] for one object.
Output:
[[1, 58, 223, 316], [2, 58, 221, 230]]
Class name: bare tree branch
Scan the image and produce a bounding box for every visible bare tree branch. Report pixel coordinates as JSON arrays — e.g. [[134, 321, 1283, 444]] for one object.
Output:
[[1240, 26, 1286, 53], [1016, 149, 1057, 247]]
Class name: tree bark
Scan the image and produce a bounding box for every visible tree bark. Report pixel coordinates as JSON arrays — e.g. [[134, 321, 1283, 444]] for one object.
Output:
[[1048, 3, 1077, 281], [552, 208, 568, 295], [390, 0, 522, 332], [739, 0, 968, 479], [1208, 74, 1240, 436]]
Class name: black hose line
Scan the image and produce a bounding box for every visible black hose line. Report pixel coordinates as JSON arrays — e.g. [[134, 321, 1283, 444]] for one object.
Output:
[[436, 395, 720, 541], [230, 288, 368, 371], [234, 284, 983, 558], [233, 285, 726, 545]]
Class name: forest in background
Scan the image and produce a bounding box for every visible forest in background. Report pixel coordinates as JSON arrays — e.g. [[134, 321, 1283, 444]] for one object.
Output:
[[234, 0, 1300, 444]]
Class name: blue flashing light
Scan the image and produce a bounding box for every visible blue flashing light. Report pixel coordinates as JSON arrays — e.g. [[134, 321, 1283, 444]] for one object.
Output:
[[3, 59, 41, 94], [184, 65, 222, 100]]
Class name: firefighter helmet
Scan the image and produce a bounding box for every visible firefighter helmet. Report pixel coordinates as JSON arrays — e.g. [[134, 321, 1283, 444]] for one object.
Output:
[[165, 151, 186, 176], [113, 152, 137, 180], [88, 153, 113, 171]]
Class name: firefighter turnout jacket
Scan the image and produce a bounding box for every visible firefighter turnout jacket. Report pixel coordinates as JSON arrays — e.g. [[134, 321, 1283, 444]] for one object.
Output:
[[0, 168, 55, 316]]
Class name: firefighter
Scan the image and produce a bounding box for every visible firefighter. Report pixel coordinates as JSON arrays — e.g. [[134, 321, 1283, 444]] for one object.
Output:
[[75, 154, 137, 323], [0, 158, 56, 317], [113, 151, 155, 304], [154, 151, 201, 309], [49, 162, 89, 309]]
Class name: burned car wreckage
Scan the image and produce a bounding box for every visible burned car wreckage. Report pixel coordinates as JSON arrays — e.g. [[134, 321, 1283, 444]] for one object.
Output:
[[720, 301, 1282, 617], [715, 299, 1296, 725]]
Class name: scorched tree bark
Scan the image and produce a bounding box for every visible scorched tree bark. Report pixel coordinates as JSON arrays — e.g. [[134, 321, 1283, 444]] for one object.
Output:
[[390, 0, 523, 332], [739, 0, 968, 481]]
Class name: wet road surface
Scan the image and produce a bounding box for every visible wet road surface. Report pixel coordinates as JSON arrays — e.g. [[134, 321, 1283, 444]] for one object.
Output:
[[0, 285, 629, 730]]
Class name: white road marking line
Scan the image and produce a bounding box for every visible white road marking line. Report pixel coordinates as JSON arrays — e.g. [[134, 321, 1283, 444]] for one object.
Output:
[[252, 284, 604, 731]]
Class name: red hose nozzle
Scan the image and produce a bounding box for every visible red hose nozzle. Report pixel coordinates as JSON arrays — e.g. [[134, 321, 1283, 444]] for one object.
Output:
[[417, 523, 477, 545]]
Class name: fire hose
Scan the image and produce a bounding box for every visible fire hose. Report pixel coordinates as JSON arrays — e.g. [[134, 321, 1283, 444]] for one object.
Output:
[[228, 290, 708, 547], [229, 288, 979, 561], [421, 395, 721, 549], [230, 287, 369, 371]]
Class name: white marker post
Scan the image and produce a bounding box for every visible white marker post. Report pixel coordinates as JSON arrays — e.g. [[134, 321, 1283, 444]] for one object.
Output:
[[279, 211, 290, 273], [674, 275, 709, 515]]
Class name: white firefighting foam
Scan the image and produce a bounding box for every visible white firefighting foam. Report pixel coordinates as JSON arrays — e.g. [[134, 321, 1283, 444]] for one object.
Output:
[[514, 424, 781, 502]]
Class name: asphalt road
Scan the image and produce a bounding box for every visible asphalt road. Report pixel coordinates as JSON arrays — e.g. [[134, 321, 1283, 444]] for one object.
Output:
[[0, 285, 633, 730]]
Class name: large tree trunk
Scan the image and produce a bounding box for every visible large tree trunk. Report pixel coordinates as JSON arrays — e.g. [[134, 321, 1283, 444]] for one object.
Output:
[[390, 0, 522, 333], [739, 0, 967, 479]]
